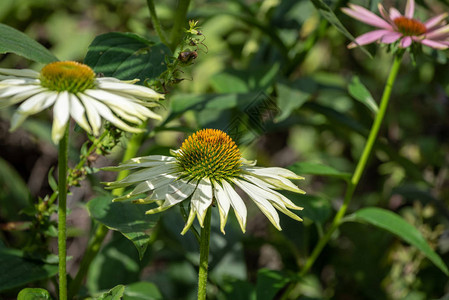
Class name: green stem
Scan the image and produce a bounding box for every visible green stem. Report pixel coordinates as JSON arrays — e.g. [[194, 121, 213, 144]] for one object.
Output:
[[197, 207, 212, 300], [298, 54, 403, 277], [169, 0, 191, 52], [58, 126, 69, 300], [146, 0, 169, 46]]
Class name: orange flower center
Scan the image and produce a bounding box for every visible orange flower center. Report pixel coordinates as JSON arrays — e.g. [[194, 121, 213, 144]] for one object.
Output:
[[393, 17, 427, 36], [40, 61, 95, 93], [177, 129, 242, 180]]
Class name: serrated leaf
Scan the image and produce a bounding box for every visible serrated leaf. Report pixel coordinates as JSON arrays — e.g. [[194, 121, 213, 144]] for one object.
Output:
[[308, 0, 371, 58], [0, 245, 58, 292], [87, 195, 160, 259], [94, 285, 125, 300], [17, 288, 51, 300], [347, 207, 449, 275], [288, 162, 351, 181], [0, 23, 58, 63], [84, 32, 170, 83], [348, 76, 378, 114], [256, 269, 291, 300]]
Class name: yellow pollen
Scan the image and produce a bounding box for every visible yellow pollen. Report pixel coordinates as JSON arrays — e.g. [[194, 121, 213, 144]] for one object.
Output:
[[393, 17, 427, 36], [40, 61, 96, 93], [177, 129, 242, 180]]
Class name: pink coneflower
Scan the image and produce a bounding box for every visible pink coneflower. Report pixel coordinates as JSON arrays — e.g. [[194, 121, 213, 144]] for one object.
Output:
[[342, 0, 449, 49]]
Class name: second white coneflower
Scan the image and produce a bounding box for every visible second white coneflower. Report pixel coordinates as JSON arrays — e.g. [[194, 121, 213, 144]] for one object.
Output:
[[0, 61, 164, 143], [105, 128, 305, 234]]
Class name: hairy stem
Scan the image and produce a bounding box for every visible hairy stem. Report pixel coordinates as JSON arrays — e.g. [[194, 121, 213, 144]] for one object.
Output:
[[58, 126, 69, 300], [197, 207, 212, 300], [146, 0, 169, 46]]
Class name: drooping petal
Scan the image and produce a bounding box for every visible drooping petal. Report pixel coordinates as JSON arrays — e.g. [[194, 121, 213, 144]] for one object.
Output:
[[16, 91, 57, 115], [348, 29, 392, 48], [342, 4, 392, 29], [106, 164, 178, 188], [222, 180, 247, 233], [400, 36, 412, 48], [213, 181, 231, 234], [70, 95, 91, 134], [51, 91, 70, 144], [233, 179, 281, 231], [0, 87, 45, 109], [78, 93, 102, 136], [404, 0, 415, 19], [190, 177, 213, 228], [0, 85, 43, 99]]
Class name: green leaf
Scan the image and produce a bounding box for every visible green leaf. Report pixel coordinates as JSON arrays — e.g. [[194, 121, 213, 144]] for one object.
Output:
[[347, 207, 449, 275], [123, 282, 163, 300], [256, 269, 291, 300], [87, 195, 160, 259], [84, 32, 170, 83], [288, 161, 351, 181], [17, 288, 51, 300], [210, 64, 280, 93], [275, 78, 316, 122], [308, 0, 371, 58], [0, 245, 58, 292], [94, 285, 125, 300], [348, 76, 378, 114], [0, 23, 58, 63]]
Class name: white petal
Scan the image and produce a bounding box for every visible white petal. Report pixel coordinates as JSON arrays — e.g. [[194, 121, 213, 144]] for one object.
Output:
[[103, 159, 176, 171], [0, 87, 45, 109], [78, 93, 101, 136], [51, 92, 70, 144], [107, 164, 178, 188], [233, 179, 281, 230], [221, 180, 247, 233], [213, 181, 231, 234], [243, 167, 304, 193], [17, 91, 57, 115], [0, 85, 44, 99], [70, 95, 91, 134], [88, 96, 145, 133], [190, 177, 213, 227], [0, 78, 40, 85], [96, 81, 165, 100], [0, 68, 39, 78]]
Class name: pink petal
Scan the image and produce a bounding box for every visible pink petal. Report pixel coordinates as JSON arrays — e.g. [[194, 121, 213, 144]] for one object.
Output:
[[378, 3, 393, 24], [426, 24, 449, 39], [342, 4, 392, 29], [425, 13, 448, 30], [418, 38, 449, 49], [380, 32, 403, 44], [400, 36, 412, 48], [348, 29, 392, 48], [389, 8, 402, 20], [405, 0, 415, 19]]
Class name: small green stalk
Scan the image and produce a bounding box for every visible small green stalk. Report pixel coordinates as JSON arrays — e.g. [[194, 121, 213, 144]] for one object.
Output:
[[58, 126, 69, 300], [69, 126, 148, 298], [282, 54, 403, 299], [197, 207, 212, 300]]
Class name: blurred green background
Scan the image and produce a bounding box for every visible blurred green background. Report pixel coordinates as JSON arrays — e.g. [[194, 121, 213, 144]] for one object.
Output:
[[1, 0, 449, 299]]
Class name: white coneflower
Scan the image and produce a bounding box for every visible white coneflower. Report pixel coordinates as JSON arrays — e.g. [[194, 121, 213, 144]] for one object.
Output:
[[105, 128, 305, 234], [0, 61, 164, 143]]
